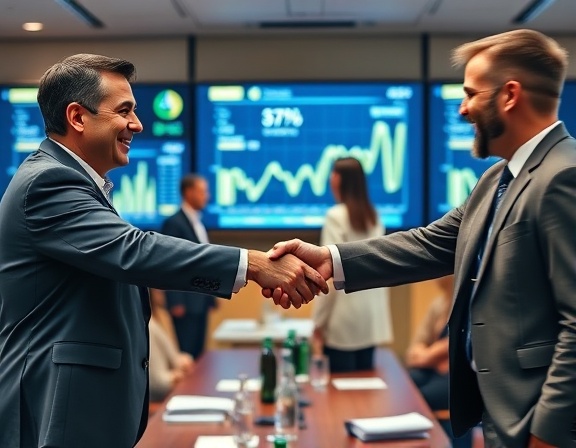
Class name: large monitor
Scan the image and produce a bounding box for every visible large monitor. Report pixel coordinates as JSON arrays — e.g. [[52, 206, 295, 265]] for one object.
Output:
[[107, 84, 191, 230], [0, 84, 191, 230], [0, 86, 44, 195], [559, 80, 576, 135], [428, 81, 576, 223], [196, 82, 424, 230]]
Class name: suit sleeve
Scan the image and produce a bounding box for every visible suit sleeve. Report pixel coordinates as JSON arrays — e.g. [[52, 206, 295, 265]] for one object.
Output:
[[336, 205, 462, 292], [531, 166, 576, 442], [24, 166, 240, 297]]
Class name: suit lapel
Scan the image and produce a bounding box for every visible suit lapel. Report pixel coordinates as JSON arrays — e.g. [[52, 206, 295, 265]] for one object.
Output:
[[38, 139, 119, 215], [453, 164, 502, 298], [177, 210, 201, 243], [474, 123, 570, 286]]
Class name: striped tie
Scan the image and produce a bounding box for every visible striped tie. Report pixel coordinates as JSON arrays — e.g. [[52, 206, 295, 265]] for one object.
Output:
[[103, 177, 114, 202]]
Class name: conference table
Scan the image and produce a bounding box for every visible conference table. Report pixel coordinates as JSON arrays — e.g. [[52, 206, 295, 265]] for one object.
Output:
[[136, 348, 450, 448]]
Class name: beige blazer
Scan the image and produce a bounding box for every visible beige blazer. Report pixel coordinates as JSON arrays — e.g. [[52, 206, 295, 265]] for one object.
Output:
[[314, 204, 393, 350]]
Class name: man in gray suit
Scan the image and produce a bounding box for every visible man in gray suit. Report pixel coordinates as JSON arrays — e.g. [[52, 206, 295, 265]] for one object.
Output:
[[0, 54, 327, 448], [267, 29, 576, 447], [156, 174, 217, 359]]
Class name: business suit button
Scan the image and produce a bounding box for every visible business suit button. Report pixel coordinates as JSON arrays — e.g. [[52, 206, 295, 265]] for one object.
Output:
[[142, 358, 149, 370]]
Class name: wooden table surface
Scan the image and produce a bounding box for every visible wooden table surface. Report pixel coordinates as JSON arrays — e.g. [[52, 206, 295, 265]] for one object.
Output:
[[136, 348, 450, 448]]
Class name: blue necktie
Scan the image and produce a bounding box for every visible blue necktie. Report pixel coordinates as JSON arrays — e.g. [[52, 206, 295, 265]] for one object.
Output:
[[466, 165, 514, 362]]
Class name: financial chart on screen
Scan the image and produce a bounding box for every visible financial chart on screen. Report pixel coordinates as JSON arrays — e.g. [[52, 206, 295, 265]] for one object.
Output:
[[107, 84, 191, 230], [196, 82, 424, 230], [428, 81, 576, 223], [0, 86, 44, 195]]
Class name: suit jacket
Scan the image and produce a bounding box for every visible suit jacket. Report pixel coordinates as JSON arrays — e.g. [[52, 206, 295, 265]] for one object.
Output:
[[337, 123, 576, 447], [0, 139, 241, 448], [314, 204, 393, 349], [161, 210, 216, 315]]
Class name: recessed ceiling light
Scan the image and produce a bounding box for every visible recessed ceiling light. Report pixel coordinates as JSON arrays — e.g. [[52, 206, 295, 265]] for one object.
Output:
[[23, 22, 44, 32]]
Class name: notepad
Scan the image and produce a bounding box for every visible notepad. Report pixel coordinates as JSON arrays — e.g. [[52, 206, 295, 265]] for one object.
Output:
[[194, 435, 259, 448], [345, 412, 433, 442], [215, 378, 261, 392], [162, 395, 234, 423], [331, 377, 387, 390]]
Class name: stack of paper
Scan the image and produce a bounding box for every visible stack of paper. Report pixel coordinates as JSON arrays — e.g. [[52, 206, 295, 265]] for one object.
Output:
[[345, 412, 433, 441], [194, 435, 259, 448], [162, 395, 234, 423], [215, 378, 261, 392], [331, 377, 387, 390]]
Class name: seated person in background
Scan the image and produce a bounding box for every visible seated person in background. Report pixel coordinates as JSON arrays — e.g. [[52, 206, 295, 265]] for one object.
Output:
[[406, 275, 453, 410], [406, 275, 472, 447], [313, 157, 393, 372], [149, 289, 194, 402]]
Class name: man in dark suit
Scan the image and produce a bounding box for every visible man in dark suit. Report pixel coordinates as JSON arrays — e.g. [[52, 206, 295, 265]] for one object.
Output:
[[0, 54, 327, 448], [267, 29, 576, 448], [159, 174, 216, 358]]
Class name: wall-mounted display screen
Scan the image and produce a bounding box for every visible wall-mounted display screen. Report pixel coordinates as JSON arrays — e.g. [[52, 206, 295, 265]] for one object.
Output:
[[0, 84, 191, 231], [0, 86, 44, 195], [196, 82, 424, 230], [428, 81, 576, 223], [559, 80, 576, 135]]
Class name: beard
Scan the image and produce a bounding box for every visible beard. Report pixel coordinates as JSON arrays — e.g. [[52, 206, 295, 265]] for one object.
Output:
[[471, 92, 505, 159]]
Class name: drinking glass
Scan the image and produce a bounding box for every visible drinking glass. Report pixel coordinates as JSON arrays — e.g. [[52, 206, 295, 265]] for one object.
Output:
[[309, 355, 330, 390]]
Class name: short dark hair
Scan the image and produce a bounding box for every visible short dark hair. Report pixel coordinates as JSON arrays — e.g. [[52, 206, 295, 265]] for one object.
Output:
[[180, 174, 205, 197], [37, 53, 136, 136]]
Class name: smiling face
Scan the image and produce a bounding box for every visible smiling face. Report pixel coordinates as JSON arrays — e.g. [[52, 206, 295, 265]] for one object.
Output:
[[459, 54, 506, 159], [77, 71, 143, 176]]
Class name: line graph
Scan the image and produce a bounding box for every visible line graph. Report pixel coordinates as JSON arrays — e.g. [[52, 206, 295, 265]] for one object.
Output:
[[216, 120, 407, 206], [446, 167, 479, 208]]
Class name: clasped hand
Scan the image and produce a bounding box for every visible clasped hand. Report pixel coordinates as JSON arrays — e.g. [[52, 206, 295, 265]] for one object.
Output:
[[250, 239, 333, 309]]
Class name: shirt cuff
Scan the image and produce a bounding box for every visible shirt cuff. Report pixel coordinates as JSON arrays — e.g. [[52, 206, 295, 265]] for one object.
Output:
[[233, 249, 248, 293], [327, 244, 345, 290]]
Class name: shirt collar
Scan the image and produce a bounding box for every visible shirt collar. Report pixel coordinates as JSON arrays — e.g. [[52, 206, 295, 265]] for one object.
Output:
[[49, 138, 107, 192], [181, 201, 201, 222], [507, 121, 561, 178]]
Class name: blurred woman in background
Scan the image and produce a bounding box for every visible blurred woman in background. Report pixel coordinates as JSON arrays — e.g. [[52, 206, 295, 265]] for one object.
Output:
[[312, 157, 393, 372]]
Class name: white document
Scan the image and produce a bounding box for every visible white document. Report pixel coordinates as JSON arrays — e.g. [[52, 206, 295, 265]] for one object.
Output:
[[162, 395, 234, 423], [194, 435, 259, 448], [345, 412, 433, 441], [331, 377, 387, 390], [215, 378, 261, 392]]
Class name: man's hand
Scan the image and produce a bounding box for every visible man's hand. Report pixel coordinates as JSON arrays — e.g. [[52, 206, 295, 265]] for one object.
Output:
[[247, 250, 328, 309], [267, 239, 333, 280], [262, 239, 333, 301]]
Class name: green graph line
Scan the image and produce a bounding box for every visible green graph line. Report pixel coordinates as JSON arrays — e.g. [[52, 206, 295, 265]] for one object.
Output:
[[216, 120, 407, 206], [447, 167, 478, 207]]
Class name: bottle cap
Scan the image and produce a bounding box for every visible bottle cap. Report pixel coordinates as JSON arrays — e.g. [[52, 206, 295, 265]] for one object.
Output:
[[274, 436, 288, 447]]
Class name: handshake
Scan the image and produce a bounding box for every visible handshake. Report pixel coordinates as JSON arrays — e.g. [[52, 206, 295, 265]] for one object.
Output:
[[247, 239, 334, 310]]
